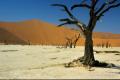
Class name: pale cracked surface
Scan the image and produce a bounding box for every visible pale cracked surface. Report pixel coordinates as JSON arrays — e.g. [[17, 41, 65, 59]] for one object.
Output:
[[0, 45, 120, 79]]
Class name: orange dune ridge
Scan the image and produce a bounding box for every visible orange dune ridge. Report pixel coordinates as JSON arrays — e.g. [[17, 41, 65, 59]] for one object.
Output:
[[0, 19, 120, 47]]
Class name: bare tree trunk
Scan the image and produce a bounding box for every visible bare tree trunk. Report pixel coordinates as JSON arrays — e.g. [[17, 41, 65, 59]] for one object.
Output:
[[73, 44, 76, 48], [69, 40, 72, 48], [73, 40, 77, 48], [83, 32, 95, 66], [73, 34, 80, 48], [65, 42, 68, 48]]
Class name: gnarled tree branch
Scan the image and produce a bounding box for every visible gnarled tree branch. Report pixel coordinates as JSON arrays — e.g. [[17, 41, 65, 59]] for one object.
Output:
[[97, 3, 120, 19], [58, 22, 69, 27], [71, 4, 91, 10], [95, 3, 106, 15], [59, 18, 78, 24], [107, 0, 118, 4], [91, 0, 99, 8], [52, 4, 87, 34], [52, 4, 76, 20], [93, 0, 99, 8], [95, 0, 119, 16]]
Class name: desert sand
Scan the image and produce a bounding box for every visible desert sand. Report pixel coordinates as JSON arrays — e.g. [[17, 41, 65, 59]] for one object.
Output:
[[0, 19, 120, 46], [0, 45, 120, 79]]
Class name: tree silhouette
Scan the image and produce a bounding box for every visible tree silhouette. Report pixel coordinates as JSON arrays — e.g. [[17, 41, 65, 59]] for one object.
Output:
[[73, 33, 81, 48], [65, 33, 80, 48], [52, 0, 120, 66], [65, 37, 73, 48]]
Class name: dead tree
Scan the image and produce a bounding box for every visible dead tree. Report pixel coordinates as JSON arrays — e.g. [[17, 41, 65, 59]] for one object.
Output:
[[52, 0, 120, 66], [102, 42, 105, 48], [65, 37, 73, 48], [109, 42, 111, 48], [4, 40, 8, 45], [28, 40, 31, 45], [106, 41, 109, 48], [65, 34, 80, 48], [73, 33, 81, 48]]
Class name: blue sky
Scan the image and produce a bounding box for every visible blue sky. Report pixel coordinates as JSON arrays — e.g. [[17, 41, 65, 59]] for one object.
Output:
[[0, 0, 120, 33]]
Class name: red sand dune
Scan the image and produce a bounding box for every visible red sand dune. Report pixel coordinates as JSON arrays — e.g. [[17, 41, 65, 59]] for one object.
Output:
[[0, 19, 120, 47]]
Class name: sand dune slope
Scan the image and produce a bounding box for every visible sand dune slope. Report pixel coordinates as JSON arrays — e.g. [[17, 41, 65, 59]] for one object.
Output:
[[0, 19, 120, 46]]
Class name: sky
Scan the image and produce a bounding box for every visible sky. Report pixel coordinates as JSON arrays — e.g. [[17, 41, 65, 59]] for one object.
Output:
[[0, 0, 120, 33]]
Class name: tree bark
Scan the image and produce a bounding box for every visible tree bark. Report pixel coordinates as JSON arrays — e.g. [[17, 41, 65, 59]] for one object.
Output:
[[83, 31, 95, 66]]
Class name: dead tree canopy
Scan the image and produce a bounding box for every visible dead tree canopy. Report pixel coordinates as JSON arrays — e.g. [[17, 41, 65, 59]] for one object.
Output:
[[52, 0, 120, 67], [65, 33, 81, 48], [52, 0, 120, 35]]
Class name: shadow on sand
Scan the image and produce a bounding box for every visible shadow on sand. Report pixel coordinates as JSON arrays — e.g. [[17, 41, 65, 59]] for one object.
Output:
[[0, 27, 28, 45]]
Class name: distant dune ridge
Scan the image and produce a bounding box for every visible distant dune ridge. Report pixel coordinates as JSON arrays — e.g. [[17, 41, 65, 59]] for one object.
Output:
[[0, 19, 120, 46]]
